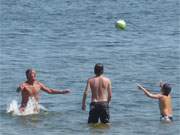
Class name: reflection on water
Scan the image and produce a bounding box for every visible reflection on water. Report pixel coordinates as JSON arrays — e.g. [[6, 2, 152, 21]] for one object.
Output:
[[89, 123, 111, 129]]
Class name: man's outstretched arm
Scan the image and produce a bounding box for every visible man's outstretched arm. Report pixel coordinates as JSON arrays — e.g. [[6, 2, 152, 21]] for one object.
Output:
[[39, 82, 70, 94]]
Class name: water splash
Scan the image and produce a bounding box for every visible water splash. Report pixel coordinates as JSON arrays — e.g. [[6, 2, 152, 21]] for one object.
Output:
[[6, 97, 48, 116]]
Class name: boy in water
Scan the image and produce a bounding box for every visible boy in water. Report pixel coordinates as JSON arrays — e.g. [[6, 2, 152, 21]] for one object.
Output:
[[17, 69, 70, 113], [137, 82, 173, 122], [82, 63, 112, 124]]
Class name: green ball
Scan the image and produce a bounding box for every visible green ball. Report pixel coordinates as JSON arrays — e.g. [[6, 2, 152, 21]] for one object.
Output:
[[116, 19, 126, 30]]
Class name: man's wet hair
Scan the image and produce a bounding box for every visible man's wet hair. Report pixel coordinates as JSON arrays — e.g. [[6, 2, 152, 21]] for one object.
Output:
[[161, 83, 172, 96], [25, 69, 33, 79], [94, 63, 104, 76]]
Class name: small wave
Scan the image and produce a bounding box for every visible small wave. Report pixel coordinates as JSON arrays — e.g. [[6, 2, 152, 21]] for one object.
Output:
[[6, 98, 48, 116]]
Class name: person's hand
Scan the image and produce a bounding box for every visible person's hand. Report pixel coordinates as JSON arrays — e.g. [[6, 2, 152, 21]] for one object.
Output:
[[82, 104, 86, 111], [19, 107, 25, 113], [16, 87, 21, 93], [63, 89, 70, 94], [137, 83, 144, 91]]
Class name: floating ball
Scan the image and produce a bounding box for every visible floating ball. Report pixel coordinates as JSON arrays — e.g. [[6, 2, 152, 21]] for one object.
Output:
[[116, 19, 126, 30]]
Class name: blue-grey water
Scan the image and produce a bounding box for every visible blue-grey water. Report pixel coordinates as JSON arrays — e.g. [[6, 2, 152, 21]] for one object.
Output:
[[0, 0, 180, 134]]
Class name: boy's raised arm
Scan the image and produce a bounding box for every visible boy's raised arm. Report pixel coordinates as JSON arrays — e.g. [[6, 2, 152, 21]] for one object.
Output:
[[137, 83, 162, 99]]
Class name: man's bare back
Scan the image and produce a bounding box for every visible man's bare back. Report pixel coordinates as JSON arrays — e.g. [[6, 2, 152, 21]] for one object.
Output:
[[89, 76, 111, 102]]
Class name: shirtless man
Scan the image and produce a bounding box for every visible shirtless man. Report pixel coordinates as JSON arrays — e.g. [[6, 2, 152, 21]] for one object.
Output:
[[137, 82, 173, 122], [17, 69, 70, 112], [82, 63, 112, 123]]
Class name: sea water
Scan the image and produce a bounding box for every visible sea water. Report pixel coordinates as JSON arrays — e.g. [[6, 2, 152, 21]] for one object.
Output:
[[0, 0, 180, 135]]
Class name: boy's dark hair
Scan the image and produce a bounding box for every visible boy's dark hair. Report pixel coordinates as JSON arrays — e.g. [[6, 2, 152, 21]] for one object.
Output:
[[161, 83, 172, 96], [94, 63, 104, 76]]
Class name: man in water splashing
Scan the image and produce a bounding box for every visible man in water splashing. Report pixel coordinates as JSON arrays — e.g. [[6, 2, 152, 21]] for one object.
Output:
[[82, 63, 112, 124], [17, 69, 70, 113]]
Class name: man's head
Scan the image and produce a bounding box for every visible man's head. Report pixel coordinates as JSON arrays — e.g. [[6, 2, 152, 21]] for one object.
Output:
[[26, 69, 36, 81], [160, 83, 172, 96], [94, 63, 104, 76]]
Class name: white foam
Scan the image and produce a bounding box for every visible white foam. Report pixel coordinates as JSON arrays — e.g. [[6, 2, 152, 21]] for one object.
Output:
[[6, 97, 48, 116]]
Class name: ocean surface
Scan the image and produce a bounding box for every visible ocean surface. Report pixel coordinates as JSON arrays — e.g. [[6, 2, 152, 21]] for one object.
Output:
[[0, 0, 180, 134]]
